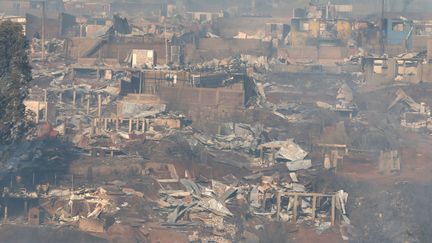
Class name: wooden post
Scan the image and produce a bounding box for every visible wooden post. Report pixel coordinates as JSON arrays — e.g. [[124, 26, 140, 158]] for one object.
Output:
[[260, 147, 264, 162], [115, 118, 119, 130], [276, 191, 281, 221], [44, 89, 48, 121], [93, 118, 98, 135], [293, 195, 298, 223], [340, 155, 344, 172], [80, 92, 84, 105], [104, 118, 108, 130], [312, 195, 317, 220], [129, 119, 132, 133], [86, 96, 90, 114], [331, 195, 336, 226], [24, 200, 28, 214], [3, 202, 8, 222], [78, 118, 83, 132], [141, 119, 145, 132], [72, 88, 76, 107], [97, 94, 102, 117], [36, 102, 40, 123], [41, 1, 46, 63], [45, 101, 49, 122], [87, 166, 93, 184], [138, 71, 142, 93], [271, 146, 276, 164], [334, 155, 338, 174]]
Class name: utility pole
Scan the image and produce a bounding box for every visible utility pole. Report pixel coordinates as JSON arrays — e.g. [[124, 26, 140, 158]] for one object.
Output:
[[252, 0, 256, 16], [379, 0, 385, 56], [41, 0, 46, 63], [164, 21, 169, 66]]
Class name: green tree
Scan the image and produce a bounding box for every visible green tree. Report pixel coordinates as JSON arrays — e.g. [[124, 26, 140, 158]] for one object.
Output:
[[0, 21, 32, 144]]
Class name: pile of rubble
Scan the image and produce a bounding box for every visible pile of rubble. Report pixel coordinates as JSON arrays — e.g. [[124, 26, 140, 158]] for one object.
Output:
[[388, 88, 432, 130], [31, 38, 65, 63], [155, 169, 351, 241], [191, 122, 265, 154]]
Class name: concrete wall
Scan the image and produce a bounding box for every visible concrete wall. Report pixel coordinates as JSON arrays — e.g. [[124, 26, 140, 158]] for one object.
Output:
[[365, 59, 429, 84], [217, 17, 291, 38], [102, 41, 167, 65], [277, 46, 357, 63], [384, 44, 406, 57], [66, 38, 101, 59], [64, 2, 110, 16], [278, 46, 317, 61], [188, 11, 224, 21], [121, 94, 162, 104], [0, 1, 62, 16], [26, 14, 60, 39], [153, 117, 182, 129], [158, 86, 245, 122], [24, 100, 56, 124], [0, 1, 31, 15], [412, 36, 431, 51], [66, 37, 170, 64], [418, 63, 432, 82], [131, 49, 155, 68], [110, 2, 164, 16], [198, 38, 266, 53], [120, 70, 192, 95], [117, 94, 165, 118], [185, 38, 270, 62]]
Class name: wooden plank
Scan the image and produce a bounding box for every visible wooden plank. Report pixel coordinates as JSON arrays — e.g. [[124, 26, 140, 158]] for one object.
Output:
[[312, 195, 317, 220], [282, 192, 334, 197], [331, 195, 336, 226], [293, 195, 298, 223]]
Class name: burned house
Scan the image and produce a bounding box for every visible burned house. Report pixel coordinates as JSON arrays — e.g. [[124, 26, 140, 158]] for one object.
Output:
[[388, 88, 432, 130], [63, 0, 111, 17], [0, 15, 26, 34], [265, 22, 291, 40], [118, 70, 255, 129], [383, 15, 432, 54], [0, 0, 63, 16], [363, 50, 431, 83], [187, 10, 225, 22]]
